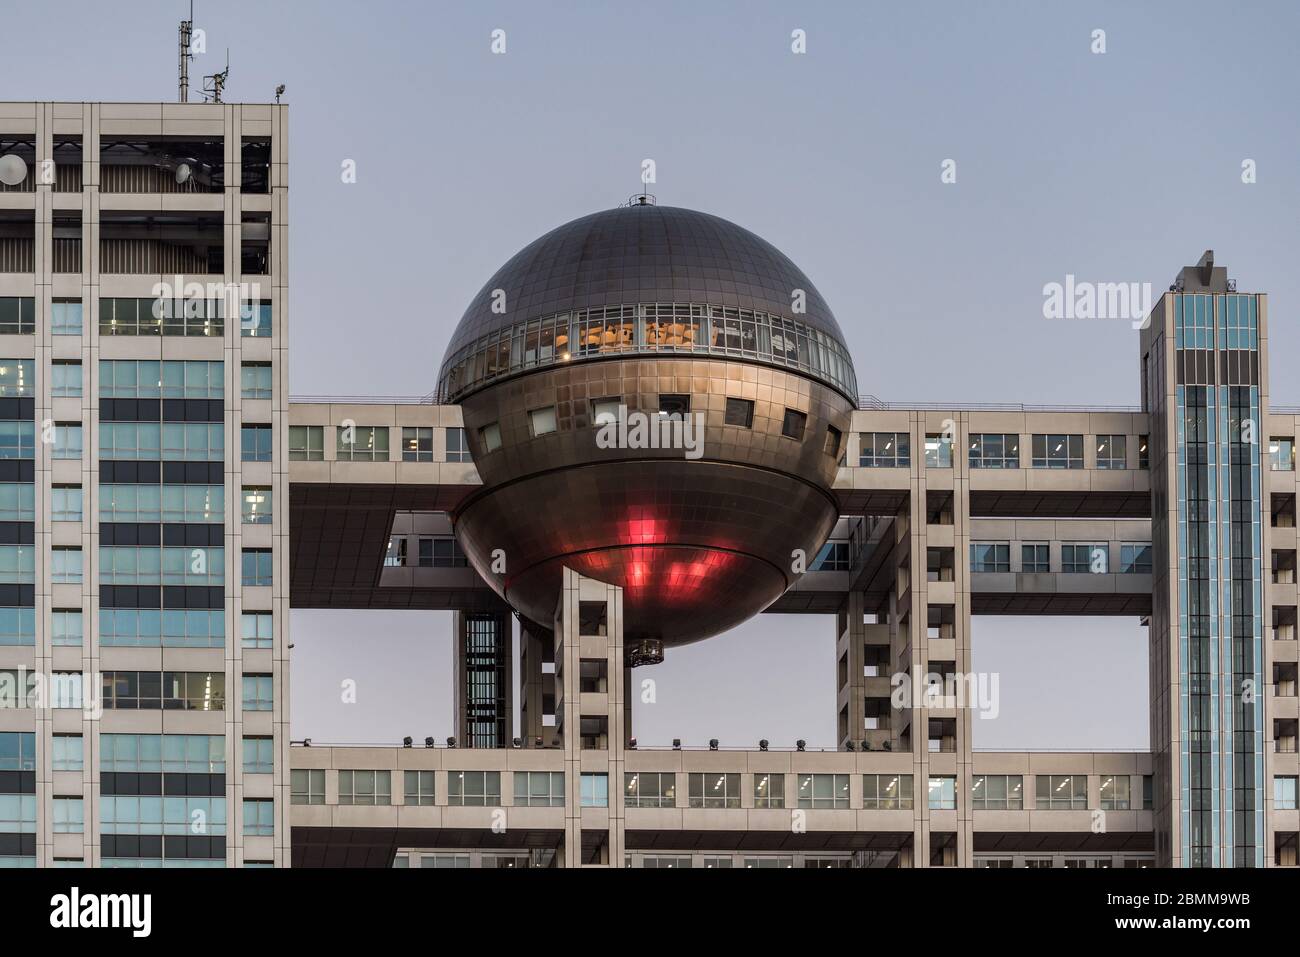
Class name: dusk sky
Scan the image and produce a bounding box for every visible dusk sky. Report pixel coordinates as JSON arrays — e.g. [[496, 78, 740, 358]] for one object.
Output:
[[6, 0, 1297, 750]]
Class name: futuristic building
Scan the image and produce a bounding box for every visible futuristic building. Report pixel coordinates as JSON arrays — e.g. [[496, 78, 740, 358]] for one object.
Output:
[[0, 98, 1297, 870]]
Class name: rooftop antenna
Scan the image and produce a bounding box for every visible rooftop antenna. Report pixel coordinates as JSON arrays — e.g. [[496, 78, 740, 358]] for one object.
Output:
[[622, 189, 657, 208], [202, 48, 229, 104], [178, 0, 194, 103]]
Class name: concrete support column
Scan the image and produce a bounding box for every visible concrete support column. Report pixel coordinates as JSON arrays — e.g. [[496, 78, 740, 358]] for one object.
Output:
[[835, 590, 866, 750], [950, 413, 975, 869], [518, 621, 552, 746], [452, 610, 513, 748], [895, 488, 931, 867], [554, 567, 626, 867]]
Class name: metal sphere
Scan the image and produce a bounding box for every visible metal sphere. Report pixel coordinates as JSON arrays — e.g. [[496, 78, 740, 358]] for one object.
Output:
[[440, 204, 856, 648]]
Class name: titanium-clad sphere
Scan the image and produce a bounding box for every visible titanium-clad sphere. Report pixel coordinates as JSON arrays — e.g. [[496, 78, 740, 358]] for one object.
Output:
[[439, 204, 856, 648]]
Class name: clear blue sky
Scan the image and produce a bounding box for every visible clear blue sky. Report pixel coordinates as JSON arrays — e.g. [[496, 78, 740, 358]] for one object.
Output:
[[6, 0, 1297, 749]]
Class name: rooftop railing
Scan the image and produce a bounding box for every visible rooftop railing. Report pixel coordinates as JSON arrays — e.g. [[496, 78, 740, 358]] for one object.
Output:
[[857, 395, 1143, 413], [289, 391, 443, 405], [288, 740, 1148, 755]]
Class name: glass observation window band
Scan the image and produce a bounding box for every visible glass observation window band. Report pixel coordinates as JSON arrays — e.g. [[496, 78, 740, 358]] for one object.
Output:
[[437, 302, 858, 402]]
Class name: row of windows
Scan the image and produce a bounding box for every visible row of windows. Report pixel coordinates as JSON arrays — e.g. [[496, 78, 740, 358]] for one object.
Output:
[[384, 536, 468, 568], [99, 546, 225, 586], [100, 484, 222, 523], [4, 733, 282, 777], [0, 359, 272, 401], [15, 481, 250, 527], [100, 423, 223, 460], [53, 358, 271, 400], [0, 608, 271, 649], [0, 546, 84, 583], [860, 432, 1149, 470], [13, 545, 280, 588], [970, 542, 1152, 574], [438, 302, 859, 402], [285, 769, 1163, 812], [99, 298, 271, 338], [479, 395, 834, 457], [101, 797, 227, 835], [100, 609, 228, 648], [95, 673, 272, 712], [101, 734, 225, 773], [9, 811, 280, 846], [288, 425, 473, 463], [0, 539, 273, 589], [100, 361, 224, 399], [1173, 294, 1260, 351], [291, 769, 614, 808], [0, 426, 275, 469]]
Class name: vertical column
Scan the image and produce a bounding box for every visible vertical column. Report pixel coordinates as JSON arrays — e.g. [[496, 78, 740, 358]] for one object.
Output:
[[904, 449, 935, 868], [270, 99, 292, 868], [83, 101, 101, 868], [896, 411, 973, 867], [1141, 265, 1268, 867], [1143, 292, 1179, 866], [518, 620, 548, 745], [835, 590, 865, 750], [453, 609, 513, 748], [554, 567, 625, 867], [226, 101, 242, 868], [950, 413, 975, 868], [888, 498, 924, 866], [34, 100, 53, 868]]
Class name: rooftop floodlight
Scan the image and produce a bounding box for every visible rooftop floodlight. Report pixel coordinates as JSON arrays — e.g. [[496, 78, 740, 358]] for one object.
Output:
[[402, 736, 412, 748], [512, 737, 522, 748], [628, 738, 638, 750], [796, 739, 807, 752], [534, 736, 544, 748], [424, 737, 435, 748], [759, 739, 769, 751], [709, 739, 719, 751], [446, 737, 457, 749], [672, 738, 682, 750], [303, 738, 311, 748]]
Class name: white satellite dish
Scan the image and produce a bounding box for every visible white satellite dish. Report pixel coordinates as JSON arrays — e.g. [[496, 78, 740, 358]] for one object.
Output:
[[174, 162, 192, 185], [0, 154, 28, 187]]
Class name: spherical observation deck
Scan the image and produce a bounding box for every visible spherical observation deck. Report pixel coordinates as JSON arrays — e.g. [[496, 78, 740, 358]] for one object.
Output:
[[437, 203, 857, 403], [441, 202, 857, 652]]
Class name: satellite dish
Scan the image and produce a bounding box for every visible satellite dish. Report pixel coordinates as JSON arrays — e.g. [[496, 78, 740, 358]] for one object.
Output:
[[174, 162, 192, 185], [0, 154, 28, 187]]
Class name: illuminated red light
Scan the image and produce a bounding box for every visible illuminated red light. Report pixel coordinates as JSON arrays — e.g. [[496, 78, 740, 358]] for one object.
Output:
[[624, 517, 658, 544]]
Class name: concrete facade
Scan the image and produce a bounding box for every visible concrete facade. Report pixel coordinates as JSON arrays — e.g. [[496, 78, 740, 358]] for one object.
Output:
[[0, 101, 289, 866]]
